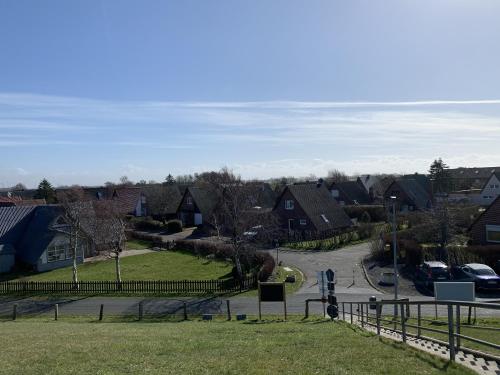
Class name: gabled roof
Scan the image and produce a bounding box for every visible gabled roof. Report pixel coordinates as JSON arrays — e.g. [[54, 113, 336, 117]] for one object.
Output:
[[448, 166, 500, 180], [111, 187, 143, 215], [183, 186, 220, 217], [330, 180, 372, 205], [469, 195, 500, 231], [0, 196, 46, 207], [357, 175, 379, 192], [0, 206, 36, 243], [389, 179, 432, 209], [141, 184, 183, 215], [277, 184, 352, 232]]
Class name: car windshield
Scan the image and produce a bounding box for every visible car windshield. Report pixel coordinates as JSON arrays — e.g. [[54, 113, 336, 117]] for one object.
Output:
[[472, 268, 496, 276]]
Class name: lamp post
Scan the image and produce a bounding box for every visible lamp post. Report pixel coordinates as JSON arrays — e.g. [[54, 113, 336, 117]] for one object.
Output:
[[390, 196, 399, 318]]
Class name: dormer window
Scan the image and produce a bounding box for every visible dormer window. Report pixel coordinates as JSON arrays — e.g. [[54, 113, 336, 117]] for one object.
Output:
[[285, 200, 294, 210], [186, 197, 193, 205]]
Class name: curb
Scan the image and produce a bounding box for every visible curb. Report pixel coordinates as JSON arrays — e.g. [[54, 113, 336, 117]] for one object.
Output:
[[360, 257, 386, 295]]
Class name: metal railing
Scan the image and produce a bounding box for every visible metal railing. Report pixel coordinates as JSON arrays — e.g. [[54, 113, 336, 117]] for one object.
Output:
[[339, 299, 500, 363]]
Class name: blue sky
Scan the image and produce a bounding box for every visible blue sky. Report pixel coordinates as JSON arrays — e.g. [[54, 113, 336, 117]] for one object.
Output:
[[1, 0, 500, 187]]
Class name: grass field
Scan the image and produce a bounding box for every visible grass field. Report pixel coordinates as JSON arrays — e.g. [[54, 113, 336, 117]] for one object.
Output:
[[125, 239, 153, 250], [14, 251, 233, 282], [0, 318, 472, 374]]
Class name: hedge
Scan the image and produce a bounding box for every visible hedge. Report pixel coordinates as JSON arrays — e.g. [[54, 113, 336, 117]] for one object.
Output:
[[343, 205, 387, 222]]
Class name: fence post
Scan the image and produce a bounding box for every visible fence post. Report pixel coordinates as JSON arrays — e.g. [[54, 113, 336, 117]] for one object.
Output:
[[376, 303, 381, 336], [183, 302, 188, 321], [447, 304, 455, 361], [350, 303, 353, 324], [99, 304, 104, 321], [360, 303, 364, 327], [226, 300, 231, 321], [54, 304, 59, 321], [342, 302, 345, 321], [305, 300, 309, 319], [138, 301, 143, 321], [12, 304, 17, 321], [400, 303, 406, 343], [455, 305, 461, 352], [417, 304, 421, 338]]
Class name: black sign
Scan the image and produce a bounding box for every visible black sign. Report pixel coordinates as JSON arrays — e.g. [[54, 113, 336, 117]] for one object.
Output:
[[327, 304, 338, 319], [259, 282, 285, 302], [328, 294, 337, 305], [326, 269, 335, 282]]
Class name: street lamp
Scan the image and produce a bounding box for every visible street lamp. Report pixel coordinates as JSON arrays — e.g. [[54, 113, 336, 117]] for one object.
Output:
[[390, 196, 399, 318]]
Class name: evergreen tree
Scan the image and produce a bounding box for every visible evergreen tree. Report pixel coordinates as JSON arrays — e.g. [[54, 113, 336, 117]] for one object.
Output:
[[165, 174, 175, 185], [34, 178, 57, 203], [428, 158, 452, 193]]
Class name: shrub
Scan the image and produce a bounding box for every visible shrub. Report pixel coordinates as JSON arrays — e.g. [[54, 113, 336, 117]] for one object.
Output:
[[360, 211, 371, 223], [166, 220, 182, 233], [343, 205, 387, 222], [132, 217, 165, 231]]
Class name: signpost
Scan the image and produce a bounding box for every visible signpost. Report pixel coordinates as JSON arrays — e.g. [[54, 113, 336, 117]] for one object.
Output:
[[317, 269, 338, 319], [258, 282, 287, 320]]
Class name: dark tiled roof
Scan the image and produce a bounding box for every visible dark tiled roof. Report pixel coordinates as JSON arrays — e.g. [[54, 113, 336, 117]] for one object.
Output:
[[142, 184, 183, 215], [448, 167, 500, 180], [186, 186, 220, 217], [330, 181, 372, 205], [285, 184, 352, 232], [111, 187, 143, 215], [392, 179, 432, 209], [0, 206, 36, 243]]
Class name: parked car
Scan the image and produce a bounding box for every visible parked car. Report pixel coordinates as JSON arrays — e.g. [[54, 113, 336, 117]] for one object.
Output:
[[415, 261, 450, 288], [450, 263, 500, 291]]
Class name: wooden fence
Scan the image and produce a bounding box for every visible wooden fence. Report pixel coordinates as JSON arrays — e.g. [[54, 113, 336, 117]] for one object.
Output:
[[0, 276, 257, 295]]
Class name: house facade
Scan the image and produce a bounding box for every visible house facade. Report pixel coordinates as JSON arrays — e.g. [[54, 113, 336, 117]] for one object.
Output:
[[470, 196, 500, 245], [0, 205, 87, 273], [273, 183, 352, 239], [177, 186, 219, 227]]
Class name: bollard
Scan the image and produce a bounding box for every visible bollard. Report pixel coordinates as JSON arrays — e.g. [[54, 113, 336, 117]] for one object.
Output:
[[183, 302, 188, 321], [138, 301, 144, 321], [12, 304, 17, 321], [99, 304, 104, 321], [54, 304, 59, 321], [226, 300, 231, 321]]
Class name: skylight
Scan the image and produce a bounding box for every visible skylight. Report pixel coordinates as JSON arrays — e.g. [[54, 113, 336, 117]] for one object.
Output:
[[320, 214, 329, 223]]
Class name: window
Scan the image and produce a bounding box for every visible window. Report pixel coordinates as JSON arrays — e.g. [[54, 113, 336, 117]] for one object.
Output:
[[47, 243, 68, 262], [186, 197, 193, 205], [486, 225, 500, 243], [299, 219, 307, 226], [285, 200, 294, 210], [331, 189, 339, 198], [320, 214, 329, 223]]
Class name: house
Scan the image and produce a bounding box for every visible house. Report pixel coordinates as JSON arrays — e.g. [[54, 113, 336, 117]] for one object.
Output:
[[357, 175, 381, 198], [273, 183, 352, 238], [141, 184, 183, 220], [476, 173, 500, 206], [470, 196, 500, 245], [384, 178, 432, 212], [177, 186, 220, 227], [448, 166, 500, 191], [0, 205, 89, 273], [329, 180, 372, 205]]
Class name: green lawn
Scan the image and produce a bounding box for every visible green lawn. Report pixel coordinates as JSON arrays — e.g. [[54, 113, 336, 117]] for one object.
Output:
[[15, 251, 233, 281], [125, 239, 153, 250], [0, 319, 472, 375]]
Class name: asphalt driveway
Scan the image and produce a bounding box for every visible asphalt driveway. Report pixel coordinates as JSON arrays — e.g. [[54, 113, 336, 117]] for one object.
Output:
[[275, 242, 383, 295]]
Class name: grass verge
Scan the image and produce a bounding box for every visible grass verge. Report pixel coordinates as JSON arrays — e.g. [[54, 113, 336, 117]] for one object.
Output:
[[0, 317, 473, 374]]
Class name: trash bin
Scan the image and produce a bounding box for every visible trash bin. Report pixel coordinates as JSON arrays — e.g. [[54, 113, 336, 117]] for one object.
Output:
[[369, 296, 377, 310]]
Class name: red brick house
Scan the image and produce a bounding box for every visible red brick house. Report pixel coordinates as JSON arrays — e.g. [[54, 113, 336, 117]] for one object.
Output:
[[273, 183, 352, 239], [470, 196, 500, 245]]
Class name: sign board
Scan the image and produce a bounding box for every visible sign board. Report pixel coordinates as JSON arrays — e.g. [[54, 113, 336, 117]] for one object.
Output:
[[326, 269, 335, 282], [434, 282, 475, 302], [259, 282, 285, 302], [258, 282, 287, 320]]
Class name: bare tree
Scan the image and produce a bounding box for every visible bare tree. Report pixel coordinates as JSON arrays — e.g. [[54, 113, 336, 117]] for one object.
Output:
[[56, 188, 93, 288], [327, 169, 349, 183], [200, 168, 281, 279], [93, 201, 127, 284]]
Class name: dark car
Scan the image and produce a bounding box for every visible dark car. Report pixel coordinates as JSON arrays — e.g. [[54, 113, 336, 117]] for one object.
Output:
[[415, 261, 450, 288], [451, 263, 500, 291]]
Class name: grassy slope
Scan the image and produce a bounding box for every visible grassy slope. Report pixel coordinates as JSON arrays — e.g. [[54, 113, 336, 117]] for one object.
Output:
[[16, 251, 233, 281], [0, 319, 472, 375]]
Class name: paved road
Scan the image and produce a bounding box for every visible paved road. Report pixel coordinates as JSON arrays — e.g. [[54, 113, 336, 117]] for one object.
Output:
[[276, 242, 383, 295]]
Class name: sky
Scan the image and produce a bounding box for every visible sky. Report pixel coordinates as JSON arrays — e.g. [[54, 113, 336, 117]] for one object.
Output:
[[1, 0, 500, 188]]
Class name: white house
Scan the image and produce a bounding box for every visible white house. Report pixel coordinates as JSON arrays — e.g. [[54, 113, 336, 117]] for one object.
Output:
[[478, 173, 500, 206]]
